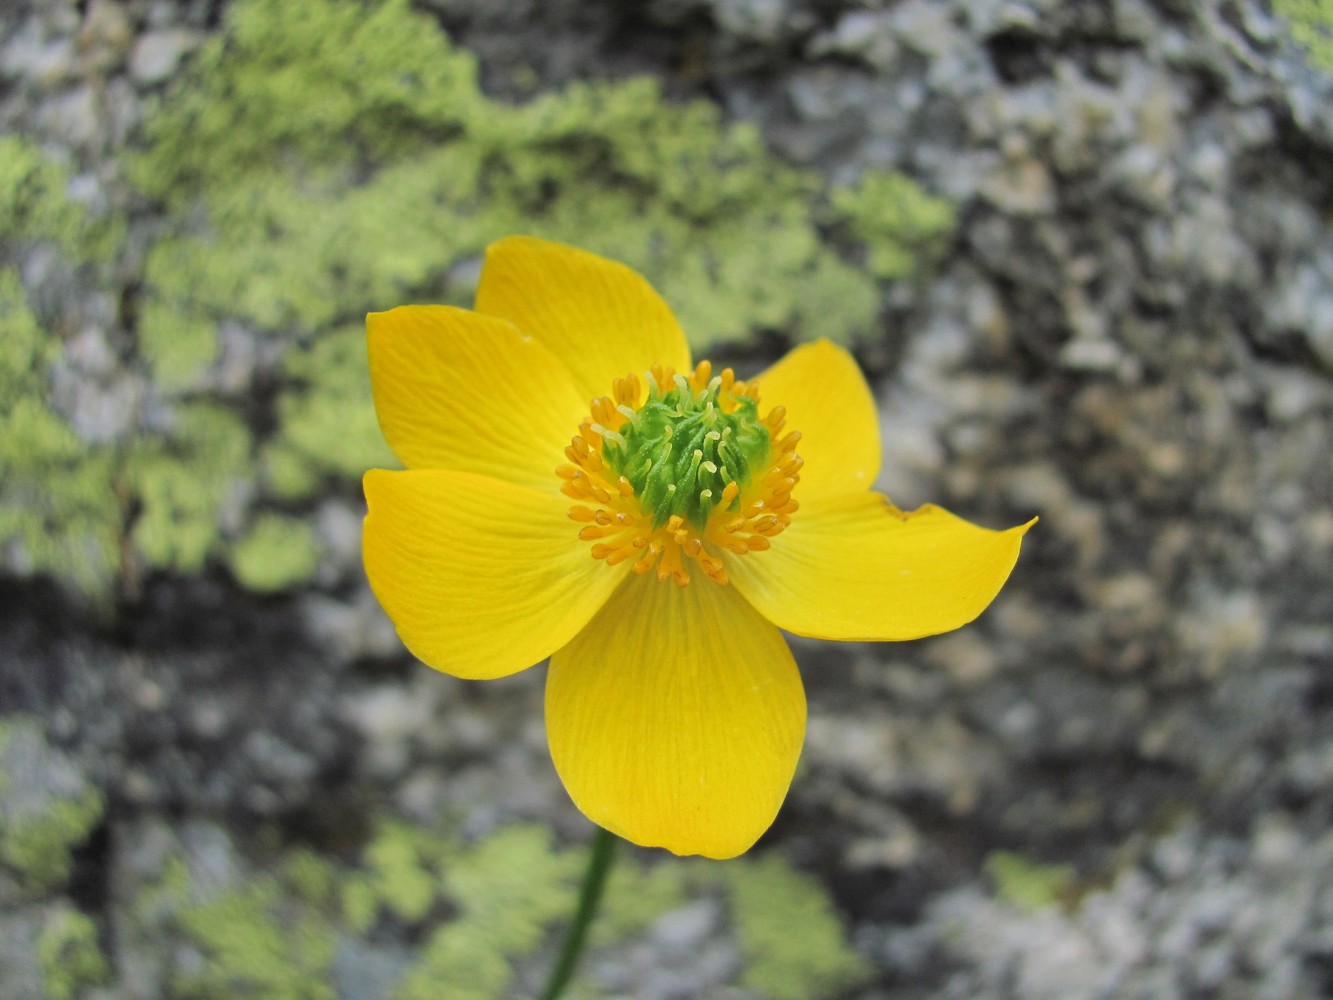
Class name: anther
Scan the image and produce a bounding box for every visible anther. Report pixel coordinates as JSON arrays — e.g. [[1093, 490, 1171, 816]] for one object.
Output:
[[568, 358, 802, 587]]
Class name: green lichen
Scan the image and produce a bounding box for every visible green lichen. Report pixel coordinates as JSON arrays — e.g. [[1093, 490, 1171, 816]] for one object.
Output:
[[145, 811, 866, 1000], [0, 136, 112, 256], [6, 0, 959, 601], [173, 876, 338, 1000], [0, 789, 103, 895], [0, 719, 105, 896], [228, 513, 323, 593], [129, 0, 891, 353], [267, 324, 397, 490], [396, 825, 583, 1000], [36, 906, 110, 1000], [726, 854, 870, 1000], [282, 848, 340, 909], [0, 138, 123, 601], [342, 821, 693, 1000], [984, 850, 1076, 912], [122, 403, 251, 575], [589, 858, 691, 946], [1277, 0, 1333, 69], [341, 820, 445, 933], [117, 0, 954, 593], [831, 169, 957, 281], [0, 276, 121, 597], [135, 302, 219, 393]]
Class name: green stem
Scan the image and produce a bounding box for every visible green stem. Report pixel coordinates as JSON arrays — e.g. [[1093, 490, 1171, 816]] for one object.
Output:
[[538, 826, 618, 1000]]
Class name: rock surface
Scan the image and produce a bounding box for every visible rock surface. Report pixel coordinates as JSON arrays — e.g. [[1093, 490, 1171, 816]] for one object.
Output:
[[2, 0, 1332, 997]]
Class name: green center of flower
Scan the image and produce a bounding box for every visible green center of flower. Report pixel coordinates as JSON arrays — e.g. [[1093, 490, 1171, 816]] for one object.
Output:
[[599, 372, 771, 530]]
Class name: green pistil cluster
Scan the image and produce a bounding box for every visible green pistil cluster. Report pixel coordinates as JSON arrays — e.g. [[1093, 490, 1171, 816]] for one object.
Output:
[[601, 373, 771, 530]]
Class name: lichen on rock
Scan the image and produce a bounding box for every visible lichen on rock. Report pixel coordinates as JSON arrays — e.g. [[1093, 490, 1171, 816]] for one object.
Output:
[[0, 717, 104, 897], [36, 905, 111, 1000], [1276, 0, 1333, 69], [114, 0, 953, 595], [113, 810, 867, 1000], [0, 139, 123, 601]]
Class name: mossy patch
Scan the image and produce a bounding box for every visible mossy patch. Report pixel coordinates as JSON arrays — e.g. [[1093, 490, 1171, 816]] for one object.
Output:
[[1, 790, 104, 896], [143, 814, 866, 1000], [36, 905, 111, 1000], [8, 0, 956, 600], [266, 324, 398, 490], [1276, 0, 1333, 70], [0, 717, 105, 897], [129, 0, 907, 355], [831, 170, 957, 281], [173, 876, 339, 1000], [984, 850, 1076, 912], [109, 0, 956, 594], [122, 403, 252, 576], [395, 825, 585, 1000], [341, 819, 446, 933], [726, 853, 870, 1000], [0, 139, 123, 601], [228, 513, 323, 593], [0, 136, 118, 257]]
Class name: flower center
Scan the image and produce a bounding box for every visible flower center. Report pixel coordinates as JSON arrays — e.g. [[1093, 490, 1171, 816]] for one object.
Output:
[[558, 361, 802, 587]]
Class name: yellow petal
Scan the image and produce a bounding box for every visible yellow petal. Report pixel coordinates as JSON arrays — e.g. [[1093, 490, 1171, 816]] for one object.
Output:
[[474, 236, 692, 402], [728, 493, 1035, 640], [367, 306, 587, 490], [753, 339, 881, 503], [546, 573, 806, 859], [363, 468, 626, 679]]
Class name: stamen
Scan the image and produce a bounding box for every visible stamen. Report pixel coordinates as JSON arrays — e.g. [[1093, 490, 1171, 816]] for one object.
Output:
[[561, 357, 803, 587]]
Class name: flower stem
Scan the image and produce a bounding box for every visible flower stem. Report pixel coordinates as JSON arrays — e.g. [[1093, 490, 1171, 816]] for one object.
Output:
[[538, 825, 618, 1000]]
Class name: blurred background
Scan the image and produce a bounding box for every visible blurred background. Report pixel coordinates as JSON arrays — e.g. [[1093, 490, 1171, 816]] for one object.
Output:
[[3, 0, 1332, 997]]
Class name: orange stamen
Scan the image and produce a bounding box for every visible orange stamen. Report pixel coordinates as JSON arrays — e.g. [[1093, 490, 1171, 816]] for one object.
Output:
[[557, 364, 802, 586]]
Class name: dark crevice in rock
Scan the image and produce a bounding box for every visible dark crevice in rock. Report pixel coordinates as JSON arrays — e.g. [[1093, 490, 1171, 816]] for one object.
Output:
[[986, 28, 1054, 84]]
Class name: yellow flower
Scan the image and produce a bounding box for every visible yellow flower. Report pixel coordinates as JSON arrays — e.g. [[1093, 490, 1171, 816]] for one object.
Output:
[[362, 236, 1034, 859]]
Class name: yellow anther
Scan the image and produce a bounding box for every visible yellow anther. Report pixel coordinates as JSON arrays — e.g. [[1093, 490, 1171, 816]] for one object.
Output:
[[559, 360, 803, 586]]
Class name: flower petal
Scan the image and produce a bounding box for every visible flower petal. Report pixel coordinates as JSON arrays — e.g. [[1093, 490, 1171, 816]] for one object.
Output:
[[753, 339, 881, 503], [727, 493, 1035, 641], [363, 468, 626, 679], [474, 236, 692, 402], [546, 573, 806, 859], [367, 306, 588, 490]]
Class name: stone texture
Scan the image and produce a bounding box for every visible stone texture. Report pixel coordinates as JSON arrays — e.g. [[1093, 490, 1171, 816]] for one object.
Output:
[[2, 0, 1332, 996]]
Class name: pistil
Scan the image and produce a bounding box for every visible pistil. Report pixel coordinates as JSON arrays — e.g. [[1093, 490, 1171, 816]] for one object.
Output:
[[558, 361, 801, 586]]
